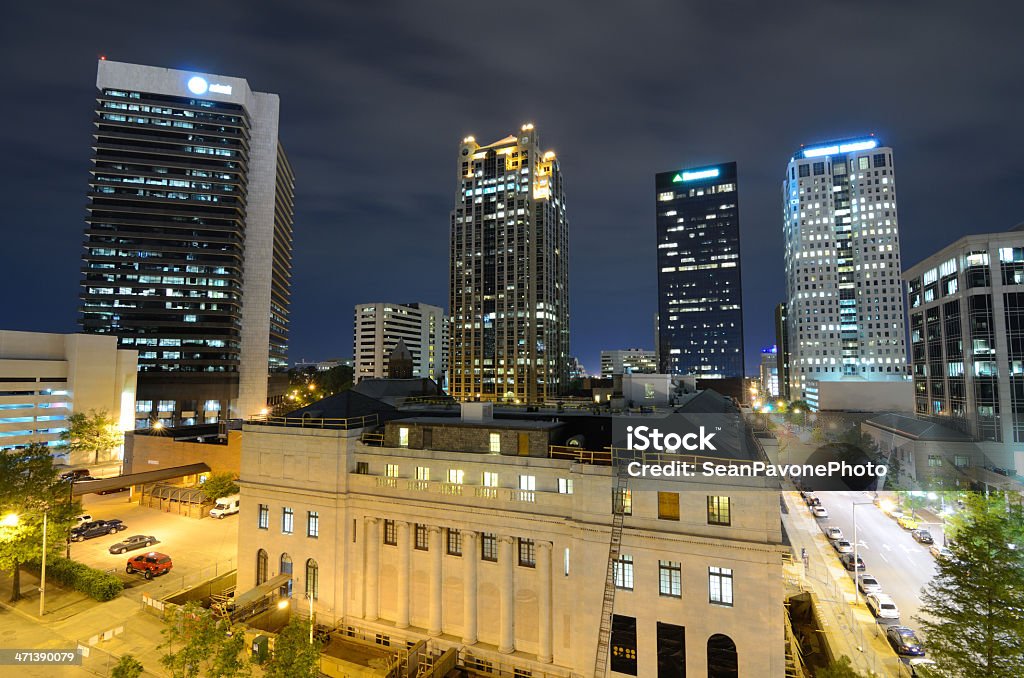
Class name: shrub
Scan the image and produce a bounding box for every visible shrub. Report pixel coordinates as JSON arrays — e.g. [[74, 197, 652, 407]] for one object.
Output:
[[27, 555, 123, 601]]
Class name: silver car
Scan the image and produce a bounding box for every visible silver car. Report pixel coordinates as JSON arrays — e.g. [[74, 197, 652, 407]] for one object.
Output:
[[857, 574, 882, 594], [832, 539, 853, 554]]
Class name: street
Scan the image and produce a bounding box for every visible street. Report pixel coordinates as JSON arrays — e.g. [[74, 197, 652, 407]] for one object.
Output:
[[808, 490, 940, 630]]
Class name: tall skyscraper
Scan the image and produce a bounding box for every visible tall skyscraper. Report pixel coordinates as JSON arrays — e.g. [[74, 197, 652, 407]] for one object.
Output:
[[353, 302, 448, 383], [79, 60, 294, 426], [774, 303, 791, 400], [783, 136, 906, 401], [449, 124, 569, 403], [655, 162, 744, 378]]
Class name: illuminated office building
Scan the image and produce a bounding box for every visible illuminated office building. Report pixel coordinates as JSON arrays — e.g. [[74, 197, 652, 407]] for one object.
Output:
[[79, 60, 294, 426], [449, 125, 569, 403], [354, 302, 448, 383], [783, 137, 907, 402], [656, 162, 744, 378]]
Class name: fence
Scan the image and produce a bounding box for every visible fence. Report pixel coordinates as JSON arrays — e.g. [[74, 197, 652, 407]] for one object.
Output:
[[250, 413, 379, 430]]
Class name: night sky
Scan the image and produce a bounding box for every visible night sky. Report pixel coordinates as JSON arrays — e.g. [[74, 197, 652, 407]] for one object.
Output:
[[2, 2, 1022, 376]]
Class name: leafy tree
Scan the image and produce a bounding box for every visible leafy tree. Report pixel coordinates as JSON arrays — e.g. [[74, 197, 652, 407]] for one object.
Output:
[[915, 492, 1024, 677], [817, 655, 866, 678], [263, 616, 323, 678], [161, 601, 250, 678], [0, 445, 80, 601], [318, 364, 353, 395], [201, 472, 239, 501], [111, 654, 144, 678], [59, 409, 122, 464]]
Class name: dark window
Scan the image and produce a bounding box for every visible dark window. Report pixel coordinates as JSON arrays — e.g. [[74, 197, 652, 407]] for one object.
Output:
[[307, 511, 319, 538], [518, 538, 535, 567], [798, 164, 810, 178], [657, 622, 686, 678], [281, 507, 293, 534], [707, 634, 738, 678], [873, 153, 886, 168], [256, 549, 268, 585], [414, 524, 429, 550], [611, 615, 638, 675], [658, 492, 680, 520], [305, 559, 318, 600], [355, 461, 369, 475], [481, 533, 498, 561], [383, 519, 397, 545], [812, 162, 824, 176], [447, 528, 462, 556]]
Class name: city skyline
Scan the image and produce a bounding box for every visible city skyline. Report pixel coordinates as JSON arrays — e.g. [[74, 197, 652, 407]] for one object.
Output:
[[2, 3, 1023, 377]]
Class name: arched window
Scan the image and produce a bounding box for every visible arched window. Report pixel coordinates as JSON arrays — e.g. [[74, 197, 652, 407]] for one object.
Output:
[[306, 559, 319, 601], [280, 553, 293, 597], [256, 549, 268, 585], [707, 633, 738, 678]]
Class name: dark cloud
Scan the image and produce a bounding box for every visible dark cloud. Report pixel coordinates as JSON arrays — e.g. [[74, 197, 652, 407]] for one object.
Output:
[[2, 1, 1023, 375]]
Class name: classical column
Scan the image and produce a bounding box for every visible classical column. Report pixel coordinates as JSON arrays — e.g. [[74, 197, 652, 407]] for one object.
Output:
[[537, 541, 553, 663], [498, 535, 516, 654], [462, 531, 479, 644], [364, 517, 379, 621], [396, 521, 411, 628], [428, 526, 444, 636]]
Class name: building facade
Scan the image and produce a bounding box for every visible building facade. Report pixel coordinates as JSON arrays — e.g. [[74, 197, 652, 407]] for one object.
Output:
[[600, 349, 657, 377], [0, 331, 137, 462], [774, 303, 790, 401], [354, 303, 447, 384], [236, 410, 786, 677], [759, 346, 779, 398], [783, 137, 906, 401], [904, 225, 1024, 473], [449, 125, 570, 403], [656, 163, 744, 379], [79, 60, 294, 427]]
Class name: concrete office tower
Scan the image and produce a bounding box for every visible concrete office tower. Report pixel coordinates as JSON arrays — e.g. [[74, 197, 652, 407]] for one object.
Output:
[[600, 349, 657, 376], [449, 125, 570, 404], [783, 137, 906, 403], [656, 162, 744, 378], [0, 331, 137, 463], [759, 346, 780, 398], [354, 303, 448, 383], [904, 225, 1024, 472], [79, 60, 294, 427]]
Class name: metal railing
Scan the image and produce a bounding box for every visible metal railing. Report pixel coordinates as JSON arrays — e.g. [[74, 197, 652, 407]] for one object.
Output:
[[248, 413, 379, 430], [549, 445, 613, 465]]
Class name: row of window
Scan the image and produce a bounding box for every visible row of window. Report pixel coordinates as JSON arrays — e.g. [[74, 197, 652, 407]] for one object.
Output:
[[381, 522, 539, 567], [613, 555, 733, 605], [258, 504, 319, 538], [614, 489, 732, 525]]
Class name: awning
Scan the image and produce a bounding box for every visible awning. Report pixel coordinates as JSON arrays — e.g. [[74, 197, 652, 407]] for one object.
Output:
[[232, 573, 291, 610], [72, 463, 211, 496]]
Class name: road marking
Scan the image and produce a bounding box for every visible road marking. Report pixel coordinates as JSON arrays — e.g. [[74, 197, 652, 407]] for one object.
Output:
[[857, 541, 869, 550], [882, 544, 892, 551], [878, 552, 889, 563]]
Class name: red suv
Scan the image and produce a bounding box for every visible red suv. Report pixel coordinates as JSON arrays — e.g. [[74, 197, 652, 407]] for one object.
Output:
[[125, 552, 173, 580]]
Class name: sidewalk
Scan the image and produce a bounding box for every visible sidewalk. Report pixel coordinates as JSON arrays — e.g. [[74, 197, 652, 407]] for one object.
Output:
[[781, 491, 906, 677]]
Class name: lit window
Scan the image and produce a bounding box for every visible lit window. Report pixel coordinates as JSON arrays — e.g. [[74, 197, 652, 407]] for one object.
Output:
[[558, 478, 573, 494], [398, 427, 409, 447], [707, 496, 732, 526], [709, 566, 733, 606], [385, 464, 399, 478], [448, 469, 464, 484], [659, 561, 681, 597], [307, 511, 319, 538], [257, 504, 269, 529], [415, 466, 430, 481], [612, 488, 632, 515], [658, 492, 680, 520], [489, 432, 501, 453], [481, 533, 498, 561], [519, 475, 536, 491], [281, 507, 294, 534], [614, 554, 634, 590], [482, 471, 499, 487]]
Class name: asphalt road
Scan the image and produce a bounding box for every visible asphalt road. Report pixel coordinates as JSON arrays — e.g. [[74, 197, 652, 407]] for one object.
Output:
[[810, 490, 940, 631]]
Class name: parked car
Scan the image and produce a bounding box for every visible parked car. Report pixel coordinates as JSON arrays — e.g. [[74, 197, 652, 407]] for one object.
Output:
[[866, 593, 901, 619], [885, 626, 925, 657], [812, 506, 829, 518], [912, 529, 934, 544], [825, 526, 844, 541], [209, 493, 240, 519], [125, 552, 173, 580], [930, 545, 953, 560], [888, 510, 905, 521], [75, 514, 93, 524], [108, 535, 157, 554], [840, 553, 865, 571], [857, 574, 882, 595], [832, 539, 854, 554], [60, 469, 92, 481], [806, 496, 822, 508], [898, 515, 921, 530], [70, 519, 126, 541]]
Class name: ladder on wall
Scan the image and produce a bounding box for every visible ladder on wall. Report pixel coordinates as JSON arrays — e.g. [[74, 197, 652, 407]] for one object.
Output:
[[593, 473, 628, 678]]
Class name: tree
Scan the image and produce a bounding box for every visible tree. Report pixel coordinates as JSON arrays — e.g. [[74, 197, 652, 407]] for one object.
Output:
[[111, 654, 144, 678], [0, 445, 80, 601], [263, 616, 323, 678], [914, 492, 1024, 677], [161, 602, 249, 678], [817, 655, 866, 678], [59, 409, 122, 465], [201, 473, 239, 502]]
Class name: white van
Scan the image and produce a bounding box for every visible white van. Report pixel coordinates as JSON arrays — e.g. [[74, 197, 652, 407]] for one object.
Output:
[[210, 494, 240, 519]]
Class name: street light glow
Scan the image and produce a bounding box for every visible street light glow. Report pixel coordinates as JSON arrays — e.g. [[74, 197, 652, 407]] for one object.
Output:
[[1, 513, 18, 527], [277, 599, 290, 610]]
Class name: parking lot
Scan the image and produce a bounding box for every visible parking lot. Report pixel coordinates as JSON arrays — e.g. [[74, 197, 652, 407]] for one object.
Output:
[[70, 490, 238, 598]]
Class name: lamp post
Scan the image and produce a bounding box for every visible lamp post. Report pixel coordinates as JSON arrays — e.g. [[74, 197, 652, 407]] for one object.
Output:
[[306, 592, 314, 644]]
